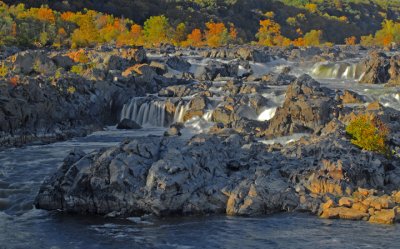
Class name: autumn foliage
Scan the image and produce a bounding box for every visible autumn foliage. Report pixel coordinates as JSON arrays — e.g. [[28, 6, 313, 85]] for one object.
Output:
[[1, 1, 399, 49], [346, 113, 391, 156]]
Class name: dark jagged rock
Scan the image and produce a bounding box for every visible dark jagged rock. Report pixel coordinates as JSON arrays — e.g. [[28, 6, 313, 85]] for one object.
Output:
[[166, 56, 191, 72], [359, 51, 390, 84], [117, 119, 142, 130], [51, 55, 76, 70], [264, 74, 338, 137], [195, 61, 238, 81]]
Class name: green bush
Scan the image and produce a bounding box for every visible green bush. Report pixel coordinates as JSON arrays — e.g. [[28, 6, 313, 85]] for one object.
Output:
[[346, 113, 391, 156]]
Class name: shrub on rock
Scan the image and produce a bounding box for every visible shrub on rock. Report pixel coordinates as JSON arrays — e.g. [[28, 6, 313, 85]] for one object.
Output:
[[346, 113, 390, 156]]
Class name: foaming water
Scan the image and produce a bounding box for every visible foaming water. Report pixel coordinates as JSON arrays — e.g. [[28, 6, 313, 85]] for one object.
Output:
[[121, 98, 167, 127], [260, 133, 310, 145], [258, 107, 277, 121], [310, 61, 364, 80]]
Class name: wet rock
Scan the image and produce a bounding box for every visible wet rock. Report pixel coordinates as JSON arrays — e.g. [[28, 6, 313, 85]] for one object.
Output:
[[320, 207, 369, 220], [369, 208, 397, 224], [117, 119, 142, 130], [212, 105, 234, 125], [164, 123, 183, 136], [106, 55, 130, 71], [166, 56, 191, 72]]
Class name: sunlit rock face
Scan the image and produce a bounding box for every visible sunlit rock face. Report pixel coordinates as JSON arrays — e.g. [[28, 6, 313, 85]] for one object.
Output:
[[262, 74, 339, 138]]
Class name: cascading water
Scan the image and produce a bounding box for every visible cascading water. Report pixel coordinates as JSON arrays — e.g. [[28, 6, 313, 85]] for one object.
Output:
[[121, 98, 166, 127], [257, 107, 277, 121], [311, 62, 365, 80], [173, 101, 191, 123], [121, 97, 214, 128]]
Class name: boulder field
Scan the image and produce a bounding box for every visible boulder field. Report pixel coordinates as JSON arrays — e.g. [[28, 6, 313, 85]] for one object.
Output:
[[35, 75, 400, 224]]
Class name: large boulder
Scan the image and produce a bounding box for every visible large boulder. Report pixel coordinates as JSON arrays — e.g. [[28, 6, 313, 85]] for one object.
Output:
[[116, 119, 142, 130], [359, 51, 390, 84], [166, 56, 191, 72], [264, 74, 338, 137], [51, 55, 76, 70], [196, 61, 238, 81], [236, 47, 270, 62], [387, 55, 400, 85], [120, 47, 147, 64]]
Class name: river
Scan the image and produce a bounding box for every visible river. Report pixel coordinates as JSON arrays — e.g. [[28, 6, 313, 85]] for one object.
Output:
[[2, 55, 400, 248]]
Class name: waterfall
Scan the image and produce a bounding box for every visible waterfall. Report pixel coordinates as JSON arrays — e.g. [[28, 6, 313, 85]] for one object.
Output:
[[311, 62, 364, 80], [121, 98, 166, 127], [121, 97, 217, 128], [173, 101, 190, 123]]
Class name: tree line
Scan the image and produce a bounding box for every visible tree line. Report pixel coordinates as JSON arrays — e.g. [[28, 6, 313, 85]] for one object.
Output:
[[0, 2, 398, 49]]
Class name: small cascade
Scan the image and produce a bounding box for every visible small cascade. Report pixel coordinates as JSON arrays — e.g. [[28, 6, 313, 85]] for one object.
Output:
[[121, 98, 166, 127], [311, 62, 365, 80], [257, 107, 277, 121], [203, 110, 213, 122], [173, 101, 191, 123]]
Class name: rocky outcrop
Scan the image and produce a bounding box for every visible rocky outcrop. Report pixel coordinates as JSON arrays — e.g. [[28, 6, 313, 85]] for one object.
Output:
[[0, 75, 148, 149], [34, 125, 400, 219], [359, 51, 390, 84], [319, 189, 400, 224], [387, 55, 400, 86], [264, 74, 338, 137]]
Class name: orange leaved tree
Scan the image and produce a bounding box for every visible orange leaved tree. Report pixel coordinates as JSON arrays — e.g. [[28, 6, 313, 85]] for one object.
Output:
[[183, 28, 203, 47], [256, 19, 290, 46], [204, 22, 229, 47]]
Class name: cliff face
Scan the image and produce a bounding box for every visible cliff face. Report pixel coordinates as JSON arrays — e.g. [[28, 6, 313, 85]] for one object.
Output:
[[3, 0, 400, 43]]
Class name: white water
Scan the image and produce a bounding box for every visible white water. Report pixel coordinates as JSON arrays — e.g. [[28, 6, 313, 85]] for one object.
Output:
[[257, 107, 277, 121], [311, 62, 364, 80], [260, 133, 310, 145], [173, 101, 190, 123], [121, 98, 166, 127]]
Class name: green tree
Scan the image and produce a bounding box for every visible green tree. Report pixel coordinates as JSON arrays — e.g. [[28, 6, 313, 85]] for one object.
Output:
[[143, 15, 172, 46]]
